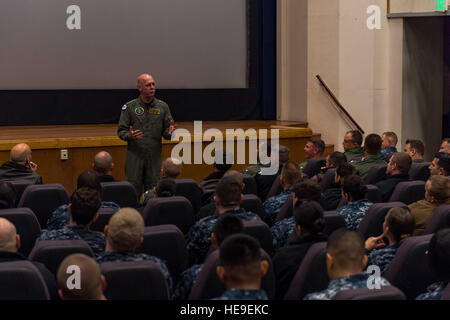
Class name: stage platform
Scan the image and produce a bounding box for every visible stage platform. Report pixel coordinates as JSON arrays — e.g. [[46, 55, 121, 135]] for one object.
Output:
[[0, 121, 331, 195]]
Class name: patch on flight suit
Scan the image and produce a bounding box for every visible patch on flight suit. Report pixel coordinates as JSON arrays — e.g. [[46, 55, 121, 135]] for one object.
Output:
[[148, 108, 161, 115], [134, 106, 145, 116], [122, 105, 127, 110]]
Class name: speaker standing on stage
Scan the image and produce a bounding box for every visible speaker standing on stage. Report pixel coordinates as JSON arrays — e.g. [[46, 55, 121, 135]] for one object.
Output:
[[117, 74, 175, 197]]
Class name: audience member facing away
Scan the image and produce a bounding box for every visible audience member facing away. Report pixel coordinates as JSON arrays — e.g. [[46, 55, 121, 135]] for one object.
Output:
[[343, 130, 364, 162], [161, 157, 182, 179], [0, 143, 42, 184], [263, 161, 302, 224], [46, 170, 120, 231], [173, 213, 244, 300], [439, 138, 450, 154], [375, 152, 412, 202], [0, 181, 16, 209], [57, 253, 106, 300], [416, 229, 450, 300], [320, 163, 357, 211], [143, 177, 177, 205], [381, 131, 398, 162], [213, 234, 269, 300], [270, 180, 323, 251], [300, 138, 325, 178], [304, 229, 390, 300], [273, 201, 327, 299], [0, 218, 58, 300], [429, 152, 450, 176], [365, 207, 415, 273], [93, 151, 115, 183], [95, 207, 173, 293], [404, 139, 425, 163], [311, 151, 347, 184], [351, 133, 386, 180], [337, 175, 372, 230], [409, 175, 450, 235], [37, 187, 106, 255], [186, 176, 260, 266]]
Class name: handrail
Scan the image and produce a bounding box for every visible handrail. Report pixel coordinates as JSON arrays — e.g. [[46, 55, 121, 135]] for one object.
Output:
[[316, 75, 365, 134]]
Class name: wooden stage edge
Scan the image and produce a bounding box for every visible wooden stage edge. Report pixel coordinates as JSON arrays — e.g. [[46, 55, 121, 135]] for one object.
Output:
[[0, 121, 333, 195]]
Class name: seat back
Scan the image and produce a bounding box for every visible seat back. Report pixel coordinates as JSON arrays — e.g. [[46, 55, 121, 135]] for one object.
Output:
[[441, 282, 450, 300], [388, 181, 425, 205], [136, 225, 188, 281], [422, 205, 450, 235], [241, 194, 266, 220], [242, 174, 258, 196], [17, 184, 69, 229], [8, 180, 34, 207], [364, 165, 387, 185], [409, 162, 431, 182], [100, 261, 170, 300], [28, 240, 94, 274], [0, 261, 50, 300], [319, 168, 336, 191], [242, 220, 274, 256], [383, 234, 436, 300], [90, 207, 118, 232], [323, 211, 347, 236], [357, 202, 407, 239], [188, 249, 275, 300], [175, 179, 202, 214], [303, 158, 327, 179], [284, 242, 329, 300], [0, 208, 41, 256], [101, 181, 138, 208], [266, 175, 282, 199], [332, 285, 406, 300], [142, 196, 194, 234], [274, 193, 294, 223], [366, 184, 382, 203]]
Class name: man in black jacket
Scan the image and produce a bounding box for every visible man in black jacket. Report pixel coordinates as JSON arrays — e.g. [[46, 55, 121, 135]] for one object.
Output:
[[0, 143, 42, 183], [375, 152, 411, 202]]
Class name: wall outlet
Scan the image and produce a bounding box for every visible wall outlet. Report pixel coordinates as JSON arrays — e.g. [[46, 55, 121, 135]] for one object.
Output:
[[60, 149, 68, 160]]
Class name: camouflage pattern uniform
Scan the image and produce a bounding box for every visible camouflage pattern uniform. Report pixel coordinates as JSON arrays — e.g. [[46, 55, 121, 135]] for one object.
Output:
[[36, 226, 106, 255], [304, 273, 390, 300], [263, 189, 293, 224], [336, 199, 373, 230], [173, 263, 203, 300], [416, 282, 448, 300], [367, 244, 398, 273], [212, 289, 269, 300], [270, 217, 295, 251]]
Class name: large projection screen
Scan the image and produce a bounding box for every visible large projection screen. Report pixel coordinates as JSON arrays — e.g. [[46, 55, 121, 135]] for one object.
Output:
[[0, 0, 247, 90]]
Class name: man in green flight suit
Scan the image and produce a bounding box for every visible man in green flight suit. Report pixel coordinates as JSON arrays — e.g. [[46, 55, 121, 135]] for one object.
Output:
[[117, 74, 175, 196]]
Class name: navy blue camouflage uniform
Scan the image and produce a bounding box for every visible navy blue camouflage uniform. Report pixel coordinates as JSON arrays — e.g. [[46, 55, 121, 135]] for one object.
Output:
[[416, 281, 448, 300], [173, 263, 203, 300], [212, 289, 269, 300], [367, 244, 398, 273], [270, 217, 295, 251], [336, 199, 373, 230], [263, 189, 293, 225]]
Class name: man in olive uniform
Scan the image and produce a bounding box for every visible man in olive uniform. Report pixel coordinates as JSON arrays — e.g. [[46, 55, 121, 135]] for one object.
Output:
[[117, 74, 175, 196]]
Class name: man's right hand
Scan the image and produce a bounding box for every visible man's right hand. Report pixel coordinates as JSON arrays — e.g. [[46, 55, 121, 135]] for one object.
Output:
[[127, 126, 144, 140]]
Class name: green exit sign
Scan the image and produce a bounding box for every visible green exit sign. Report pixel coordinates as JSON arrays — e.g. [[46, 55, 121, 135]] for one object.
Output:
[[436, 0, 449, 11]]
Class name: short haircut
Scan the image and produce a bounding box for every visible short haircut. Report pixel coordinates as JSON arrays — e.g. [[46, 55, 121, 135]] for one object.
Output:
[[385, 207, 415, 243], [70, 187, 101, 225], [162, 157, 182, 178], [215, 176, 242, 207], [307, 138, 325, 155], [223, 170, 244, 185], [427, 228, 450, 282], [294, 201, 325, 235], [156, 178, 176, 197], [347, 130, 363, 146], [0, 182, 16, 209], [93, 151, 113, 175], [107, 208, 144, 252], [293, 180, 322, 203], [341, 175, 367, 201], [219, 233, 262, 284], [390, 152, 412, 175], [405, 139, 425, 156], [435, 152, 450, 176], [383, 131, 398, 146], [428, 175, 450, 203], [327, 229, 365, 270], [10, 143, 31, 163], [336, 163, 357, 179], [0, 218, 18, 251], [279, 145, 290, 163], [328, 152, 347, 168], [214, 150, 233, 172], [57, 253, 102, 300], [76, 170, 102, 193], [363, 134, 382, 155], [281, 161, 302, 187], [212, 213, 244, 245]]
